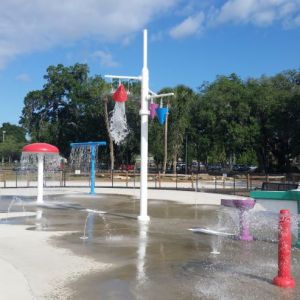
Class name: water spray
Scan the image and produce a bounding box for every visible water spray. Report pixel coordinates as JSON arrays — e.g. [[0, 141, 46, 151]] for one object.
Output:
[[70, 141, 106, 195], [21, 143, 60, 204]]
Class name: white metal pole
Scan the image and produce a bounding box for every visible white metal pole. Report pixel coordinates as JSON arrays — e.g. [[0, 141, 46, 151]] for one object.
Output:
[[138, 29, 150, 222], [137, 221, 148, 282], [37, 154, 44, 204]]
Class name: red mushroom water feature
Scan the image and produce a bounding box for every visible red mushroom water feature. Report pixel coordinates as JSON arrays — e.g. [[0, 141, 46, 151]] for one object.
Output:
[[22, 143, 59, 204]]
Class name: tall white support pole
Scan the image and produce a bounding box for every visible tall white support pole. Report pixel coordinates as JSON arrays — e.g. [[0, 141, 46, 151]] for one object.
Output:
[[138, 29, 150, 222], [37, 154, 44, 204], [105, 29, 172, 221]]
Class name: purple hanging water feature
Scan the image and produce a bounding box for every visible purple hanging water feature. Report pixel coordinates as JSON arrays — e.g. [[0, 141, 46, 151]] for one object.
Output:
[[149, 102, 159, 120]]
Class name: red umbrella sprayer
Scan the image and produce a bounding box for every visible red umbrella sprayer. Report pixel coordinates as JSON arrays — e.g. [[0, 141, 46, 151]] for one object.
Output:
[[21, 143, 60, 204]]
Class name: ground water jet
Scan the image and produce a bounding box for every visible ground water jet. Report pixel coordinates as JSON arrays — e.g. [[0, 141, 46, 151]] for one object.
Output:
[[81, 209, 107, 240], [6, 196, 26, 221], [80, 212, 96, 240]]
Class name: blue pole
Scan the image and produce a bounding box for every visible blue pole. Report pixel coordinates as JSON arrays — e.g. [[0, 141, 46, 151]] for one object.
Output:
[[90, 145, 96, 195]]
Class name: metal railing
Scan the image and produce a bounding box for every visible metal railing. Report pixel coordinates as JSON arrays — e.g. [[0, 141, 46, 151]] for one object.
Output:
[[1, 168, 299, 196]]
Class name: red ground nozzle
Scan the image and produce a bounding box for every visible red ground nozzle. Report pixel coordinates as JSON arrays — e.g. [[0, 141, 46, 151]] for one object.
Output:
[[273, 209, 296, 288]]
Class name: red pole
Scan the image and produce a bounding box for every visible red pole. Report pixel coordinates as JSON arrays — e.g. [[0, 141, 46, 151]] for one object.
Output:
[[273, 209, 296, 288]]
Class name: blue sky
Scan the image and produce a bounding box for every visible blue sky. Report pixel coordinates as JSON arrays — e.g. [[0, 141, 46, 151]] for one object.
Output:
[[1, 0, 300, 125]]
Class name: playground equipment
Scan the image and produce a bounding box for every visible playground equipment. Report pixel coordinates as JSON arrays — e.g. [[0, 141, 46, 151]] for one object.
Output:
[[109, 84, 130, 145], [21, 143, 60, 203], [190, 198, 256, 246], [273, 209, 296, 288], [221, 198, 256, 241], [105, 29, 174, 221], [70, 141, 106, 194], [156, 98, 169, 125], [149, 102, 159, 120]]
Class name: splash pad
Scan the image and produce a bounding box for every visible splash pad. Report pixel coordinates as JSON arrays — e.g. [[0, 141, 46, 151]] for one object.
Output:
[[21, 143, 60, 203], [70, 141, 106, 194], [2, 193, 298, 298]]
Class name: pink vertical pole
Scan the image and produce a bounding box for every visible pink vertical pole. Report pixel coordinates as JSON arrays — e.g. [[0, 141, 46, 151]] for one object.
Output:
[[273, 209, 296, 288], [239, 208, 253, 241]]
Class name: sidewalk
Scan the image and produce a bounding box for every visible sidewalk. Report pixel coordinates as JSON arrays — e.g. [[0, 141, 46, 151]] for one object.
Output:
[[1, 186, 245, 205]]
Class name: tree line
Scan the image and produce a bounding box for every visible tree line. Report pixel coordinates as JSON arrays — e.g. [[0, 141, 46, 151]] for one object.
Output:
[[4, 63, 300, 173]]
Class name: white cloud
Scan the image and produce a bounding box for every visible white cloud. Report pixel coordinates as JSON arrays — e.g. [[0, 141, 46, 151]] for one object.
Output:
[[215, 0, 300, 27], [0, 0, 178, 69], [92, 50, 118, 67], [150, 31, 165, 42], [16, 73, 30, 82], [169, 0, 300, 39], [170, 12, 205, 39]]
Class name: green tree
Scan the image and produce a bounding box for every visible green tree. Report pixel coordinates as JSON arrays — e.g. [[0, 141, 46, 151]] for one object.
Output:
[[246, 70, 300, 172], [20, 64, 108, 157], [0, 123, 27, 164], [167, 85, 195, 173], [193, 74, 258, 167]]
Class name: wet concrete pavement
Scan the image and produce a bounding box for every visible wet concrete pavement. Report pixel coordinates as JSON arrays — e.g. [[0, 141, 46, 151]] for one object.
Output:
[[1, 193, 300, 299]]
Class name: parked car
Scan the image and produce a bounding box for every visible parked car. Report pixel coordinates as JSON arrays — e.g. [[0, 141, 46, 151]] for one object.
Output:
[[248, 165, 258, 172], [207, 163, 222, 172], [176, 162, 186, 170], [119, 164, 135, 171], [232, 164, 251, 172], [191, 162, 206, 171]]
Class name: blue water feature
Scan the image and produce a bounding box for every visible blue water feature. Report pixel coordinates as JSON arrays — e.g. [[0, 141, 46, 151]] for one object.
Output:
[[70, 141, 106, 195]]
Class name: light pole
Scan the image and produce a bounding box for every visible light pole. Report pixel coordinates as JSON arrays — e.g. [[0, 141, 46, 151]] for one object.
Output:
[[105, 29, 173, 222], [185, 133, 188, 174], [2, 130, 6, 165]]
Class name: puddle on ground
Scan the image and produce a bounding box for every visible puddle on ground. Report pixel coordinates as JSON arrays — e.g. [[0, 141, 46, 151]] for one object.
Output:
[[0, 193, 300, 299]]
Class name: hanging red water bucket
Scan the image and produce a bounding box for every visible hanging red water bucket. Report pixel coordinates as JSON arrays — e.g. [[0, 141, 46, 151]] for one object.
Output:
[[113, 84, 128, 102]]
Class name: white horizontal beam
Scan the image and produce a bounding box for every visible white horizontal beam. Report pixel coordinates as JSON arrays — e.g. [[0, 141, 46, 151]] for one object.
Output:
[[104, 74, 142, 81], [147, 92, 174, 100], [148, 89, 157, 96]]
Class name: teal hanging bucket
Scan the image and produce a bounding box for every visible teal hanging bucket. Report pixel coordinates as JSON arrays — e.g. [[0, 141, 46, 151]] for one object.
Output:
[[156, 107, 168, 125]]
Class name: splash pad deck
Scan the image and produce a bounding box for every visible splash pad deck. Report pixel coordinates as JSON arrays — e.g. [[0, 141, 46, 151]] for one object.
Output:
[[0, 190, 299, 299]]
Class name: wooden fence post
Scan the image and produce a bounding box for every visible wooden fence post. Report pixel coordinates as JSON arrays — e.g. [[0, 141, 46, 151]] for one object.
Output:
[[233, 175, 236, 195], [190, 173, 193, 190], [247, 174, 249, 190], [158, 172, 161, 188]]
